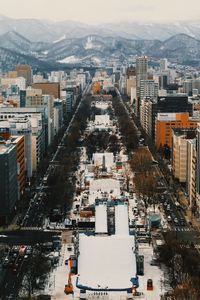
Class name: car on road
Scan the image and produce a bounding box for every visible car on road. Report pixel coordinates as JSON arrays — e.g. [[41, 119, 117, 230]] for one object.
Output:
[[167, 215, 172, 222], [174, 218, 179, 225], [179, 218, 186, 226], [167, 204, 171, 211]]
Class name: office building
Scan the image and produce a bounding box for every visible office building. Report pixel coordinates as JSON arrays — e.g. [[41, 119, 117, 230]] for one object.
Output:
[[126, 77, 136, 98], [148, 95, 193, 139], [187, 139, 197, 209], [136, 56, 148, 97], [140, 98, 154, 137], [15, 64, 32, 87], [160, 58, 168, 71], [0, 142, 18, 224], [54, 99, 63, 134], [0, 108, 46, 173], [0, 77, 26, 91], [139, 80, 158, 100], [155, 113, 198, 149], [196, 124, 200, 215], [172, 129, 196, 183]]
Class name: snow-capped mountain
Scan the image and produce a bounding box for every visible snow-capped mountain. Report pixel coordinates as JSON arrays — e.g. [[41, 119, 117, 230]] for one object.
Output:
[[1, 31, 200, 72], [1, 14, 200, 42]]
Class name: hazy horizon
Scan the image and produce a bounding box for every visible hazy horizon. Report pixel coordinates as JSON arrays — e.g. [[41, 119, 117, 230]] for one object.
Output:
[[0, 0, 200, 24]]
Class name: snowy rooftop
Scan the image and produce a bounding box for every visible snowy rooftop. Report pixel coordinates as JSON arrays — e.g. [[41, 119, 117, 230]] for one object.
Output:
[[77, 234, 136, 290], [95, 201, 108, 234], [95, 101, 110, 110], [95, 115, 110, 126], [89, 179, 121, 205]]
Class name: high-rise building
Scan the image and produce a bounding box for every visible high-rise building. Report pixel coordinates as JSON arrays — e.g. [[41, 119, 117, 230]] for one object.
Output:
[[0, 108, 46, 173], [126, 77, 136, 98], [160, 58, 168, 71], [139, 80, 158, 100], [159, 72, 170, 90], [155, 113, 198, 149], [136, 56, 148, 115], [10, 136, 25, 197], [172, 129, 196, 183], [136, 56, 148, 93], [0, 118, 32, 178], [187, 139, 196, 209], [15, 64, 32, 87], [196, 124, 200, 213], [20, 88, 54, 146], [140, 98, 154, 137], [0, 142, 18, 224], [151, 95, 193, 139]]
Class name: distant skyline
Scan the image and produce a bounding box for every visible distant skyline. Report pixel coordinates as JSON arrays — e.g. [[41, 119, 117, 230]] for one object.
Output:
[[0, 0, 200, 24]]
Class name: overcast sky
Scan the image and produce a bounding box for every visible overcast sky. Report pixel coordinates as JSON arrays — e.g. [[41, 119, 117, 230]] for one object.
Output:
[[1, 0, 200, 24]]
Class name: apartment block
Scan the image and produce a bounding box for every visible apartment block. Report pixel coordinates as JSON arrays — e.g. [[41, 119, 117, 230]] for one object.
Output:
[[187, 139, 197, 209], [172, 129, 196, 183]]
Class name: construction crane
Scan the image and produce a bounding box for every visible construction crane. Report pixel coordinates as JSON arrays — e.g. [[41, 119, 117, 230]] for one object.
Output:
[[64, 273, 73, 295]]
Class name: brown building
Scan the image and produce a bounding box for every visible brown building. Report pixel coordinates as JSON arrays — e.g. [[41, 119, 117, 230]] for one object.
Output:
[[11, 136, 25, 196], [32, 82, 61, 99], [16, 64, 32, 87], [127, 66, 136, 78], [0, 134, 25, 197]]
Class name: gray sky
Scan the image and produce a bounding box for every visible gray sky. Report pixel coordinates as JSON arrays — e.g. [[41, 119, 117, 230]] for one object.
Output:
[[1, 0, 200, 23]]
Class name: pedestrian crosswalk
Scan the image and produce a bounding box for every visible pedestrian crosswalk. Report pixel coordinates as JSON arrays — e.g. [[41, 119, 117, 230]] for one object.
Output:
[[171, 226, 191, 232]]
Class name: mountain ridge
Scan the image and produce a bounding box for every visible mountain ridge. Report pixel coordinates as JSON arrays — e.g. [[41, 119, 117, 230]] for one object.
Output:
[[0, 31, 200, 72], [1, 14, 200, 42]]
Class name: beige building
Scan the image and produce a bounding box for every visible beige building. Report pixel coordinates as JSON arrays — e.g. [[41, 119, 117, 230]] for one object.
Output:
[[187, 139, 196, 208], [126, 77, 136, 98], [0, 77, 26, 90], [15, 64, 32, 87], [172, 129, 196, 183], [140, 98, 153, 137], [25, 88, 54, 145]]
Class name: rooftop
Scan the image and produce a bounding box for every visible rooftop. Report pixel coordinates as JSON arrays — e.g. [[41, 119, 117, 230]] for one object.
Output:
[[77, 234, 136, 291]]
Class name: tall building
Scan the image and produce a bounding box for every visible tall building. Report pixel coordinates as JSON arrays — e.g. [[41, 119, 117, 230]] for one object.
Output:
[[187, 139, 197, 209], [135, 56, 148, 116], [126, 77, 136, 98], [54, 99, 63, 134], [172, 129, 196, 183], [160, 58, 168, 71], [15, 64, 32, 87], [21, 88, 54, 146], [155, 112, 198, 149], [196, 124, 200, 214], [136, 56, 148, 94], [139, 80, 158, 100], [150, 95, 193, 139], [0, 108, 46, 174], [0, 142, 18, 224], [140, 98, 154, 137], [183, 80, 193, 96], [0, 118, 32, 178], [10, 136, 25, 197], [159, 72, 170, 89]]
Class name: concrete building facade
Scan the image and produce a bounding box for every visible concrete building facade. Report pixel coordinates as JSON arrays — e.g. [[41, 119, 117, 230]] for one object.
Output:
[[0, 142, 18, 224], [155, 113, 198, 149]]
